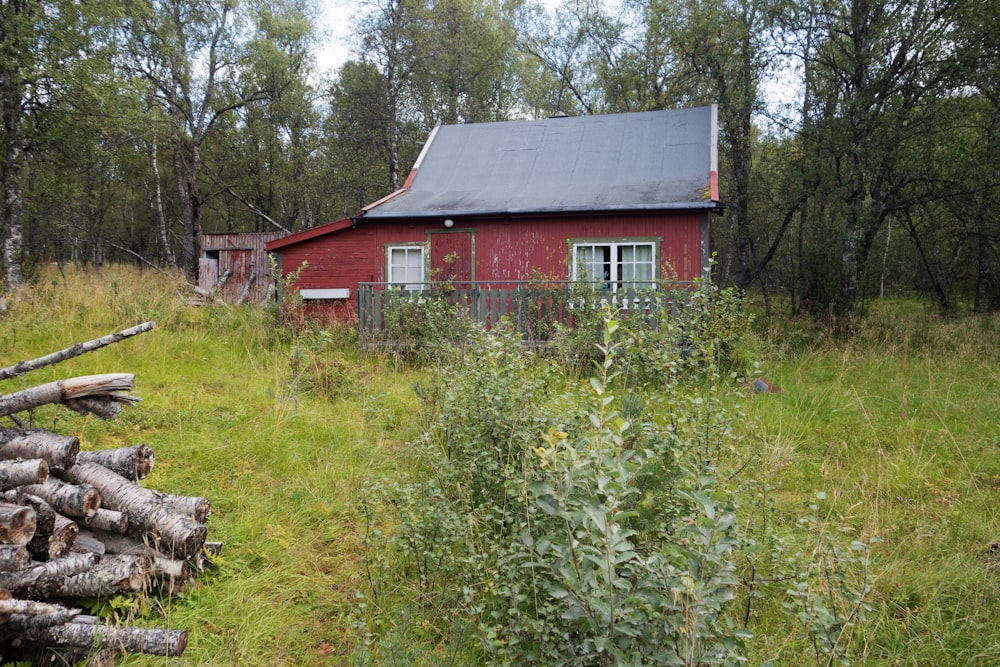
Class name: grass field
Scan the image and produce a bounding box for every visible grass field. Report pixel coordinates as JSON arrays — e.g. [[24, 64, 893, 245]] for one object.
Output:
[[1, 265, 998, 665]]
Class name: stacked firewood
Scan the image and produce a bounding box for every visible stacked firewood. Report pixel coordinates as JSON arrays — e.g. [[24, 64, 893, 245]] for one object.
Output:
[[0, 323, 212, 664]]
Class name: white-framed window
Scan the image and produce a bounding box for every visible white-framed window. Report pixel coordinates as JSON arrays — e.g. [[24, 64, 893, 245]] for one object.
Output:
[[571, 240, 657, 291], [387, 245, 425, 290]]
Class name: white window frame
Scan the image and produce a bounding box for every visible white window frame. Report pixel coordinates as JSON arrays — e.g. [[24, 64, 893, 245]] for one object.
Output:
[[569, 239, 658, 292], [386, 244, 426, 291]]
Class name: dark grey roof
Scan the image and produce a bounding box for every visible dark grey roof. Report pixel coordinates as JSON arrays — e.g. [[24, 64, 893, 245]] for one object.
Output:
[[362, 105, 718, 219]]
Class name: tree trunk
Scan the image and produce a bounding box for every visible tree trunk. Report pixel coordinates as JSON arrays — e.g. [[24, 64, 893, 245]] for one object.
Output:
[[149, 134, 176, 267], [0, 7, 29, 294]]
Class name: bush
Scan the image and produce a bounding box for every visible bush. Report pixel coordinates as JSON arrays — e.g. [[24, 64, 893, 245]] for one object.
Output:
[[353, 290, 874, 666]]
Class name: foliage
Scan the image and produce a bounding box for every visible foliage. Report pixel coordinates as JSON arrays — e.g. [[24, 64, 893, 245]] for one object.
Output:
[[373, 289, 480, 363], [476, 315, 748, 666], [354, 293, 774, 665], [549, 277, 757, 384]]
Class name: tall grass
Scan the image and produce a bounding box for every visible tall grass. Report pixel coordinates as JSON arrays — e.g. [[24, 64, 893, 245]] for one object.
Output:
[[2, 269, 998, 665], [745, 302, 1000, 665], [1, 265, 426, 665]]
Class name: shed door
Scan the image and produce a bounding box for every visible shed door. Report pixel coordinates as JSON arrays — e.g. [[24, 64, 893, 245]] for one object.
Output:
[[430, 231, 474, 283], [199, 253, 219, 292]]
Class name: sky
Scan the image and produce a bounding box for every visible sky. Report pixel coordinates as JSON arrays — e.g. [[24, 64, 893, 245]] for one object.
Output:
[[314, 0, 357, 76]]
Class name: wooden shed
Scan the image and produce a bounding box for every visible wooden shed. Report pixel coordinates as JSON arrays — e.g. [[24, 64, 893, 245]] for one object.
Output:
[[266, 105, 722, 336], [199, 232, 284, 303]]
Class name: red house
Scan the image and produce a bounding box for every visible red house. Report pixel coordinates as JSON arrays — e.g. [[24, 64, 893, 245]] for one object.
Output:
[[266, 105, 721, 337]]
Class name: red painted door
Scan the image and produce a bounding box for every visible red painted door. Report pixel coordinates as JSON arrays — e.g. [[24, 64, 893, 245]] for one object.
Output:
[[430, 231, 474, 283]]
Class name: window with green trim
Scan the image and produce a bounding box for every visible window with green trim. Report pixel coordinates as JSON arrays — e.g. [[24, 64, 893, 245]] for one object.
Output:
[[571, 241, 656, 291], [387, 245, 425, 290]]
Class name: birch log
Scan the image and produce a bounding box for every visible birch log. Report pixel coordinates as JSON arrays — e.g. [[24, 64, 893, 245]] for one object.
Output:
[[77, 508, 128, 534], [21, 481, 99, 519], [0, 429, 78, 473], [0, 459, 48, 490], [0, 322, 156, 381], [0, 374, 138, 418], [1, 493, 56, 535], [21, 622, 186, 657], [29, 512, 78, 561], [0, 599, 79, 627], [77, 444, 155, 481], [160, 492, 211, 523], [0, 553, 98, 597], [0, 544, 31, 571], [79, 529, 192, 588], [61, 463, 206, 558], [57, 554, 149, 598]]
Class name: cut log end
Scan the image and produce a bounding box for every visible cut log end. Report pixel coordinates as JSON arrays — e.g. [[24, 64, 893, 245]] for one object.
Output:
[[0, 503, 37, 546]]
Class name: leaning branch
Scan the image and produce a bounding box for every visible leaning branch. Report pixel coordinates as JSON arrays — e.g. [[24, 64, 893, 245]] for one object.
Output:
[[0, 322, 156, 382], [0, 375, 138, 419]]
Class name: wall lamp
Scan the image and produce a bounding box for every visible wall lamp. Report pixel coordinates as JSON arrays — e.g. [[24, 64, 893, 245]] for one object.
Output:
[[443, 218, 454, 228]]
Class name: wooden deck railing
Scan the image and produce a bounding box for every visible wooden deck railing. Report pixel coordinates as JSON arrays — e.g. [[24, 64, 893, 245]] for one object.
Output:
[[357, 280, 696, 347]]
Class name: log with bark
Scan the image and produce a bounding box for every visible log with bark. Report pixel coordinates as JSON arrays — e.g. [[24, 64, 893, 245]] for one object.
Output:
[[0, 429, 78, 473], [78, 508, 128, 534], [0, 459, 48, 490], [2, 493, 56, 536], [79, 529, 193, 590], [0, 322, 155, 382], [20, 480, 100, 519], [0, 544, 31, 572], [77, 444, 155, 482], [0, 374, 140, 420], [28, 513, 77, 561], [61, 463, 206, 559], [19, 620, 187, 657]]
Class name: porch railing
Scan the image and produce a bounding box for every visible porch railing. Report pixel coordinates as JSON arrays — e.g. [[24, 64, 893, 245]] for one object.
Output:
[[357, 280, 696, 348]]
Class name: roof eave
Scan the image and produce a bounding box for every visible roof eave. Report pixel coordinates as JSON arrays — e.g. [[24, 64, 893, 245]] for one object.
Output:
[[363, 201, 724, 219], [265, 217, 355, 251]]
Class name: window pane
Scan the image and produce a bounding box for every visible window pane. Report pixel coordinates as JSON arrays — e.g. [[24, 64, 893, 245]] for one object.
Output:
[[389, 247, 424, 289], [619, 244, 653, 285], [576, 245, 608, 282]]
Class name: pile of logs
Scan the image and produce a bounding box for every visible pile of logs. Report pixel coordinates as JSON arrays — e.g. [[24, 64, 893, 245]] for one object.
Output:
[[0, 322, 212, 665]]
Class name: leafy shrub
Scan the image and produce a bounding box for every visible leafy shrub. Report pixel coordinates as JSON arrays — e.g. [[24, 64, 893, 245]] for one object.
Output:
[[548, 279, 756, 386], [353, 290, 873, 666], [376, 290, 478, 363]]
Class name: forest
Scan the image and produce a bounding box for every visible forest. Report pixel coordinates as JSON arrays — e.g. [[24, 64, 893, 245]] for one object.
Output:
[[0, 0, 997, 320]]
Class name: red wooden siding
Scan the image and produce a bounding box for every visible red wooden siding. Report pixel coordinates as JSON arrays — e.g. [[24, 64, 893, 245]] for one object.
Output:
[[272, 211, 711, 319]]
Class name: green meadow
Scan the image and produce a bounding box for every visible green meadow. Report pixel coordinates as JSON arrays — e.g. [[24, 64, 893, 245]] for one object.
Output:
[[1, 265, 998, 665]]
